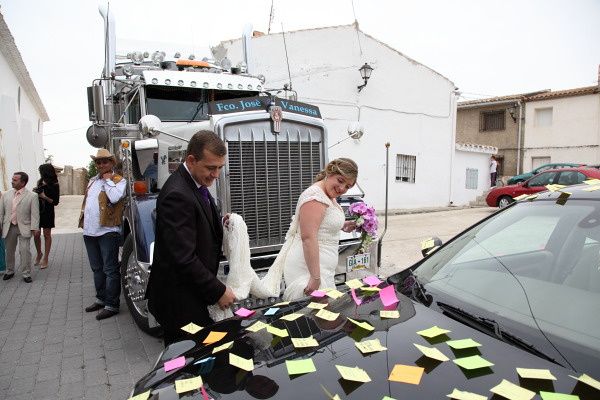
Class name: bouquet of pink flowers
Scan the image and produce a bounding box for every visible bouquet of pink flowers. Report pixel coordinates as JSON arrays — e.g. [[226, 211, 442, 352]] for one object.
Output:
[[348, 201, 378, 254]]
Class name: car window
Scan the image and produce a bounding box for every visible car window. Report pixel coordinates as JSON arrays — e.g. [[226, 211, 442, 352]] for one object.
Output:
[[557, 171, 586, 186], [536, 165, 550, 173], [527, 171, 558, 187]]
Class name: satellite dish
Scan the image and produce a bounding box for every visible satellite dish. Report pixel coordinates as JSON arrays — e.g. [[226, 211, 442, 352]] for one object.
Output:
[[347, 122, 364, 140], [139, 115, 162, 138], [86, 124, 109, 148]]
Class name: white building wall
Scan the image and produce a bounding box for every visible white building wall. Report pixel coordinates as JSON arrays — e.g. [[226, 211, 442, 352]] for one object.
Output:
[[220, 26, 457, 210], [452, 145, 496, 206], [522, 94, 600, 171]]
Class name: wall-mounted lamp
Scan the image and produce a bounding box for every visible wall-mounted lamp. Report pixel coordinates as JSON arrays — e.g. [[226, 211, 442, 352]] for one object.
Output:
[[357, 63, 374, 92]]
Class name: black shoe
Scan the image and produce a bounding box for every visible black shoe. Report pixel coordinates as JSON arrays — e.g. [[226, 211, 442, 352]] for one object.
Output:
[[3, 273, 14, 281], [96, 309, 118, 320], [23, 277, 32, 283], [85, 303, 104, 312]]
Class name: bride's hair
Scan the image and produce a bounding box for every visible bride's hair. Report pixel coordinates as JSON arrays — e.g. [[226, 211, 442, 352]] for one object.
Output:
[[315, 158, 358, 183]]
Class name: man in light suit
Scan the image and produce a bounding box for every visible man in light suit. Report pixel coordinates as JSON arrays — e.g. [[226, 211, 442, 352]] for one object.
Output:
[[0, 172, 40, 283]]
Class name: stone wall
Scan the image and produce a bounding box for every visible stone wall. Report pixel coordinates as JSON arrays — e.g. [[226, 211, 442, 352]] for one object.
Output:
[[57, 166, 88, 195]]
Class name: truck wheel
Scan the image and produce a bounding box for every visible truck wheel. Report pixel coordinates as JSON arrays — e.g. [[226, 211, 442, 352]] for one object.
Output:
[[121, 235, 162, 337], [497, 195, 514, 209]]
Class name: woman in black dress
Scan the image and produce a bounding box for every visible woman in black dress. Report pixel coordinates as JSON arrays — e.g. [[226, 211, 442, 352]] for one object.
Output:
[[33, 164, 60, 269]]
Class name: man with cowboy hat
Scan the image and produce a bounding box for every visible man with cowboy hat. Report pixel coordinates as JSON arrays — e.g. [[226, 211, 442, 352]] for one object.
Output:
[[81, 148, 127, 320]]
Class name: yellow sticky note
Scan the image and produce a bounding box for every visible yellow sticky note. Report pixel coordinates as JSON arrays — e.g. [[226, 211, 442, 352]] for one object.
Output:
[[229, 353, 254, 372], [326, 289, 345, 299], [280, 313, 303, 321], [291, 336, 319, 348], [128, 390, 151, 400], [315, 309, 340, 321], [180, 322, 203, 334], [569, 373, 600, 391], [274, 301, 290, 306], [345, 279, 364, 289], [584, 179, 600, 185], [307, 302, 328, 310], [490, 379, 535, 400], [421, 238, 435, 250], [581, 185, 600, 192], [446, 338, 482, 349], [335, 365, 371, 383], [514, 194, 529, 200], [246, 321, 268, 332], [355, 339, 387, 354], [266, 325, 289, 337], [212, 341, 233, 354], [516, 368, 557, 380], [286, 358, 317, 375], [361, 286, 381, 292], [174, 376, 203, 394], [380, 310, 400, 319], [347, 317, 374, 331], [388, 364, 424, 385], [417, 325, 451, 338], [414, 343, 449, 362], [203, 331, 227, 344], [446, 388, 487, 400]]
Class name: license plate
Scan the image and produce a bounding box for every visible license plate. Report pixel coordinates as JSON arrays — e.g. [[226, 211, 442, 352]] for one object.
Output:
[[346, 253, 370, 272]]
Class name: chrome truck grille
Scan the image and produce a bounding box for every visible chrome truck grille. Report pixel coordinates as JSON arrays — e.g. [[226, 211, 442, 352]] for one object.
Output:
[[225, 122, 324, 250]]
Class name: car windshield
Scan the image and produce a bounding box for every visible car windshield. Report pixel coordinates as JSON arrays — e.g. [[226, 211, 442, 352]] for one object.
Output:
[[414, 199, 600, 358]]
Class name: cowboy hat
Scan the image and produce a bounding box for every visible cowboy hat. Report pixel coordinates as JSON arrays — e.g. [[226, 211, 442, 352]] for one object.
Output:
[[90, 148, 116, 161]]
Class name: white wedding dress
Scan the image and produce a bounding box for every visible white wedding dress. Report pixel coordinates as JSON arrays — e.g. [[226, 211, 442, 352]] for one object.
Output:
[[208, 184, 345, 321]]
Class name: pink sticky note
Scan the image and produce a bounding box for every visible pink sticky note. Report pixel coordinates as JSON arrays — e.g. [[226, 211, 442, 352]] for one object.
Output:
[[235, 308, 255, 318], [351, 288, 362, 305], [311, 290, 327, 298], [379, 285, 399, 307], [363, 275, 382, 287], [164, 356, 186, 372]]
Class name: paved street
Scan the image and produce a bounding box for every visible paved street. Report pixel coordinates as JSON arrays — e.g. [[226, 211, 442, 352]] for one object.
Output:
[[0, 195, 495, 399]]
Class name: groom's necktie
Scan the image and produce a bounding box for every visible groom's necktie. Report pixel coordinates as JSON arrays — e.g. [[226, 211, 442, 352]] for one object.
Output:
[[198, 186, 210, 206]]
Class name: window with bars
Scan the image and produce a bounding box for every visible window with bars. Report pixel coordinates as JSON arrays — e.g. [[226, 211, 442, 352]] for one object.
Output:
[[465, 168, 478, 189], [396, 154, 416, 183], [480, 110, 505, 132]]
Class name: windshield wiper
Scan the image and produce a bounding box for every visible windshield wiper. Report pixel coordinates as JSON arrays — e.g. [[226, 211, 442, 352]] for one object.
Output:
[[188, 100, 205, 123], [437, 302, 564, 367], [401, 271, 432, 307]]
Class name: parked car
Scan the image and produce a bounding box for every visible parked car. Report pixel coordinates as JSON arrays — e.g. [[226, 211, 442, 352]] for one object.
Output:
[[130, 187, 600, 400], [487, 167, 600, 208], [507, 163, 584, 185]]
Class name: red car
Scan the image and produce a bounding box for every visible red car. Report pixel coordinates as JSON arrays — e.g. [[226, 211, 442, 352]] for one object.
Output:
[[486, 167, 600, 208]]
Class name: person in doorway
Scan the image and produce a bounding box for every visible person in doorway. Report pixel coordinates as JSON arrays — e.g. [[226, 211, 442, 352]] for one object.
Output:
[[0, 172, 40, 283], [0, 192, 7, 275], [490, 155, 498, 187], [146, 130, 236, 346], [33, 163, 60, 269]]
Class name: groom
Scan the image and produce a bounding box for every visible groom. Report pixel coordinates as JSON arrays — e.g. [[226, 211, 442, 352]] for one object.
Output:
[[146, 130, 236, 346]]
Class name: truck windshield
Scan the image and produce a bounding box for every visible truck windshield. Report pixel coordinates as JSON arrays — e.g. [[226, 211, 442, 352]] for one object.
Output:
[[145, 86, 260, 122]]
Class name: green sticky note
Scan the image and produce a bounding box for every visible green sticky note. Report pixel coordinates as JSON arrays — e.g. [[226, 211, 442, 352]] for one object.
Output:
[[446, 338, 482, 350], [490, 379, 535, 400], [212, 341, 233, 354], [452, 355, 494, 370], [539, 392, 580, 400], [382, 397, 398, 400], [516, 368, 557, 380], [417, 325, 451, 338], [569, 373, 600, 391], [128, 390, 151, 400], [347, 317, 374, 331], [446, 388, 487, 400], [414, 343, 449, 362], [286, 358, 316, 375], [266, 325, 289, 338], [246, 321, 268, 332]]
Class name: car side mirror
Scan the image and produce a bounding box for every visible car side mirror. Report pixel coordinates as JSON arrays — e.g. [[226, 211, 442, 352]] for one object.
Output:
[[421, 236, 443, 257]]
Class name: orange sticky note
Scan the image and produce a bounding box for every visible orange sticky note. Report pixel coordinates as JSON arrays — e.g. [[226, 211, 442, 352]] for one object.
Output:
[[203, 331, 227, 344], [388, 364, 424, 385]]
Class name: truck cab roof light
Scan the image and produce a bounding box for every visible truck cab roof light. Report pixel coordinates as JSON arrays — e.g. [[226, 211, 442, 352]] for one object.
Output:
[[130, 51, 145, 65], [220, 57, 232, 71], [176, 59, 211, 68], [151, 51, 165, 66]]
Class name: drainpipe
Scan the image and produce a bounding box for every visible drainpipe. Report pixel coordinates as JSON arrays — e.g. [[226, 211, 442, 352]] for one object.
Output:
[[448, 90, 458, 206], [516, 100, 523, 174]]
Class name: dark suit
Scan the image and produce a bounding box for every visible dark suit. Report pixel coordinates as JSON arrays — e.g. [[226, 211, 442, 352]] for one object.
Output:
[[146, 164, 225, 345]]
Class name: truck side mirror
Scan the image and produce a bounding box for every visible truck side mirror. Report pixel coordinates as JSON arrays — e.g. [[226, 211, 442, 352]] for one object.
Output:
[[139, 115, 162, 138], [87, 85, 105, 122]]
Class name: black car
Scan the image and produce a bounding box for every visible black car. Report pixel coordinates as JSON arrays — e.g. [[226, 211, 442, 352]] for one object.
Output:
[[131, 185, 600, 399]]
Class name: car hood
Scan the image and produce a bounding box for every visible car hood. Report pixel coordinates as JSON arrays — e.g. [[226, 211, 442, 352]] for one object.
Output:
[[132, 287, 597, 399]]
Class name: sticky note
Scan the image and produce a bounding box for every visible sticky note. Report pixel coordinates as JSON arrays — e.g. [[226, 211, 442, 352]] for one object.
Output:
[[326, 289, 344, 299], [315, 309, 340, 321], [584, 179, 600, 185], [453, 355, 494, 370], [347, 317, 374, 331], [274, 301, 290, 306], [335, 365, 372, 383], [490, 379, 535, 400], [292, 336, 319, 348], [235, 308, 255, 318], [380, 310, 400, 319], [581, 185, 600, 192], [446, 338, 482, 350], [417, 325, 451, 338], [556, 191, 571, 205], [516, 368, 557, 380], [246, 321, 268, 332], [363, 275, 382, 287], [128, 390, 151, 400], [379, 285, 399, 307], [355, 339, 387, 354], [266, 325, 288, 337], [229, 353, 254, 371], [164, 356, 185, 372], [414, 343, 449, 362], [286, 358, 316, 375], [569, 373, 600, 391], [307, 302, 328, 309], [351, 288, 363, 305], [203, 331, 227, 344], [382, 397, 398, 400], [311, 290, 327, 297], [280, 313, 303, 321], [388, 364, 424, 385], [446, 388, 487, 400], [212, 341, 233, 354], [361, 286, 381, 293], [264, 307, 280, 316], [181, 323, 203, 334], [514, 194, 529, 200], [539, 392, 580, 400], [345, 279, 364, 289], [421, 238, 435, 250], [174, 376, 203, 394]]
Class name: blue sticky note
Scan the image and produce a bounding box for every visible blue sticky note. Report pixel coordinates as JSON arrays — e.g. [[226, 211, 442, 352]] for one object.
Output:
[[264, 307, 280, 316]]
